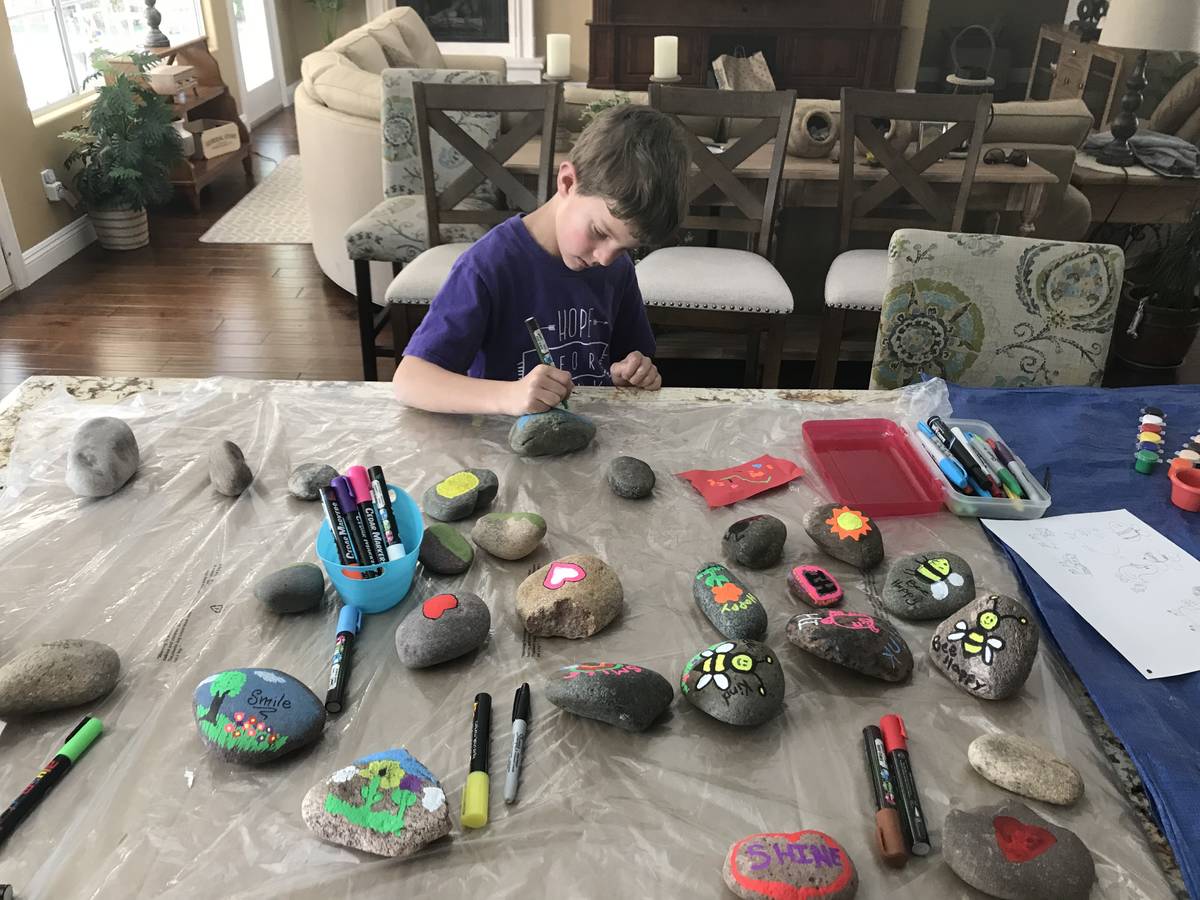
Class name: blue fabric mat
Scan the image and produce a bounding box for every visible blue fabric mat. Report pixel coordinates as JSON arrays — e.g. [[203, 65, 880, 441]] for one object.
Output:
[[947, 383, 1200, 899]]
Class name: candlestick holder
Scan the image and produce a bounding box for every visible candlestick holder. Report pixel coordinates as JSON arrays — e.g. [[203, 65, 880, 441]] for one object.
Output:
[[542, 73, 570, 84], [649, 75, 682, 84]]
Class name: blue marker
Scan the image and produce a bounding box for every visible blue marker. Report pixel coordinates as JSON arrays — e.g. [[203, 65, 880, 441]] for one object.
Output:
[[915, 421, 969, 491], [325, 605, 361, 714]]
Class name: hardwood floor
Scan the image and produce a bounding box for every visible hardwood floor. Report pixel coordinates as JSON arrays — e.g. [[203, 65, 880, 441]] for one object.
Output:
[[0, 106, 1196, 398]]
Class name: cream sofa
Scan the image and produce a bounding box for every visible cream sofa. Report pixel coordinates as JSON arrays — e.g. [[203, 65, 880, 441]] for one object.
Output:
[[295, 7, 506, 296]]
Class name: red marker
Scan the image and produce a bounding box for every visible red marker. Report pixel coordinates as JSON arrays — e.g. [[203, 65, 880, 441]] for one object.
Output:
[[879, 714, 930, 855]]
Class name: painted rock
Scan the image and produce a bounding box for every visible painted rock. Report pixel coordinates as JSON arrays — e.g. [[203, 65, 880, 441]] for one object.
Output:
[[723, 830, 858, 900], [880, 551, 975, 620], [254, 563, 325, 614], [288, 462, 338, 501], [419, 523, 474, 575], [209, 439, 254, 496], [968, 733, 1084, 806], [943, 802, 1095, 900], [681, 639, 784, 727], [606, 456, 655, 499], [723, 514, 787, 569], [394, 592, 491, 668], [786, 564, 844, 608], [422, 468, 498, 522], [192, 668, 325, 764], [301, 748, 451, 857], [516, 554, 623, 638], [471, 512, 546, 560], [66, 417, 139, 498], [544, 662, 673, 732], [692, 563, 768, 640], [786, 610, 913, 682], [0, 639, 120, 716], [802, 504, 884, 570], [931, 594, 1039, 700], [508, 409, 596, 457]]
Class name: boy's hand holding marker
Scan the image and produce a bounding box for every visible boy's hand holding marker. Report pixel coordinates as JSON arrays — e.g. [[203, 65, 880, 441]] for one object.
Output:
[[509, 364, 574, 415]]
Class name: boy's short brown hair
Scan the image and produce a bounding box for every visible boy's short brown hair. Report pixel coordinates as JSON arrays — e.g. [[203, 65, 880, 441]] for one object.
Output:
[[568, 104, 689, 247]]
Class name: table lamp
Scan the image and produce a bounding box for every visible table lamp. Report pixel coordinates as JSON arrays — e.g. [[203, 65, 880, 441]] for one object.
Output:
[[1096, 0, 1200, 166]]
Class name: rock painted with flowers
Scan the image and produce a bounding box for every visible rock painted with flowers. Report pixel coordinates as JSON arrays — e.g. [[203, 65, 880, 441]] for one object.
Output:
[[192, 668, 326, 764], [544, 662, 673, 731], [681, 639, 784, 727], [692, 563, 768, 640], [803, 503, 884, 570], [302, 749, 451, 857], [786, 610, 913, 682]]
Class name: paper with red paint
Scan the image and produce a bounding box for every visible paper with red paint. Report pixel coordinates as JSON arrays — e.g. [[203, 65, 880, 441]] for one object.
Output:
[[676, 455, 804, 508]]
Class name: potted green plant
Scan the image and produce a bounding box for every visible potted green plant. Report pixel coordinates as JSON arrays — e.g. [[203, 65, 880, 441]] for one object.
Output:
[[60, 50, 183, 251], [1113, 210, 1200, 370]]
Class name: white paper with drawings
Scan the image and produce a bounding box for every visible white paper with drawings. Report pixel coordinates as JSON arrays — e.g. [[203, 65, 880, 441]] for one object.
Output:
[[982, 509, 1200, 680]]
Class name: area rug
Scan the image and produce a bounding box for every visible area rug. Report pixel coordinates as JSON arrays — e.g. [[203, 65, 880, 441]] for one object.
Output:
[[199, 155, 311, 244]]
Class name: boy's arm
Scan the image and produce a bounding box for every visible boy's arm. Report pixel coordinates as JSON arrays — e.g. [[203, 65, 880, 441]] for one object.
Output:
[[608, 257, 662, 390], [394, 356, 573, 415]]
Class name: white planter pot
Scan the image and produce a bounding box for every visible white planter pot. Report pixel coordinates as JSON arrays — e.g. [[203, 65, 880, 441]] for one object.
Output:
[[90, 208, 150, 250]]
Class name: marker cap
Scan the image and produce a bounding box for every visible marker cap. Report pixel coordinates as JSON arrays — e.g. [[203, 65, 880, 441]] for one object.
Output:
[[347, 466, 372, 503], [61, 716, 103, 763], [875, 808, 908, 867], [879, 714, 907, 753], [461, 771, 489, 828], [337, 605, 362, 635]]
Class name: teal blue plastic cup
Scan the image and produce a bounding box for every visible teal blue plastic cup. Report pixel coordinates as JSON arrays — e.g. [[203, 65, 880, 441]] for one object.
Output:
[[315, 483, 422, 613]]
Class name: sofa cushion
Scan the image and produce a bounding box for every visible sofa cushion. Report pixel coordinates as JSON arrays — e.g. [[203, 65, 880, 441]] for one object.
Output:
[[367, 21, 418, 68], [339, 32, 389, 75], [310, 58, 382, 120], [1150, 65, 1200, 136], [985, 99, 1092, 148], [388, 7, 445, 69]]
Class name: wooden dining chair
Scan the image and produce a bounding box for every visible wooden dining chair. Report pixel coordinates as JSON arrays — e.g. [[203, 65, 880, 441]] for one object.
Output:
[[812, 89, 992, 388], [640, 84, 797, 388]]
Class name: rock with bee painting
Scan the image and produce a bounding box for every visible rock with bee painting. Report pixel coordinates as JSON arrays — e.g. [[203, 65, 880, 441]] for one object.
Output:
[[786, 610, 913, 682], [881, 551, 975, 620], [692, 563, 768, 640], [680, 639, 784, 726], [931, 594, 1040, 701]]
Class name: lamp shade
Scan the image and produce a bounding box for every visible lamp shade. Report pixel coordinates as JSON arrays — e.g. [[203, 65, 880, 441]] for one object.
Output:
[[1099, 0, 1200, 51]]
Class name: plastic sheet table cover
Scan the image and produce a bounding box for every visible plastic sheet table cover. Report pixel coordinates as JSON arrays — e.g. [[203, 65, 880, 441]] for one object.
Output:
[[0, 378, 1176, 899]]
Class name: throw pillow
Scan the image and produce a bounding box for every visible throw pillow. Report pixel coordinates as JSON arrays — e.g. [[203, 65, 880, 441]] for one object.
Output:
[[340, 33, 389, 75], [1150, 64, 1200, 136], [368, 22, 418, 68]]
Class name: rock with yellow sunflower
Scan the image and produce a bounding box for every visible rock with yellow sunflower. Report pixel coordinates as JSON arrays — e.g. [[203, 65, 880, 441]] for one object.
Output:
[[802, 504, 884, 570], [302, 748, 451, 856], [692, 563, 768, 640]]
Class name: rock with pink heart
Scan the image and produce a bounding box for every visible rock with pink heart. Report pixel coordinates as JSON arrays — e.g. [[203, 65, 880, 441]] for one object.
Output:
[[723, 829, 858, 900], [394, 592, 491, 668], [544, 662, 673, 731], [516, 554, 623, 638], [943, 802, 1094, 900]]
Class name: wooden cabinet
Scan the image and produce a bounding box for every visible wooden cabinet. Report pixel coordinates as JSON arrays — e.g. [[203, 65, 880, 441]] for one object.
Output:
[[1027, 25, 1132, 130]]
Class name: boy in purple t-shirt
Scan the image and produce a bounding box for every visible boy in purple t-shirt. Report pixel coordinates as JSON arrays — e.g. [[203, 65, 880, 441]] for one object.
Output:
[[393, 104, 689, 415]]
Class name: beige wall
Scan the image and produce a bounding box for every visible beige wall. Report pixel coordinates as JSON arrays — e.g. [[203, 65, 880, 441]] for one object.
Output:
[[281, 0, 368, 84], [534, 0, 590, 82]]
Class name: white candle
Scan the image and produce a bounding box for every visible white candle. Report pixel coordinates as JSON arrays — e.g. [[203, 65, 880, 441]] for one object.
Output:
[[546, 33, 570, 78], [654, 35, 679, 79]]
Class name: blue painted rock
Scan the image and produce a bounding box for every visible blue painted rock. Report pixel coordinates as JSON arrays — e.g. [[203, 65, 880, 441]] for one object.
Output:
[[394, 592, 491, 668], [544, 662, 673, 732], [0, 639, 120, 716], [931, 593, 1039, 700], [785, 609, 913, 682], [516, 555, 623, 638], [419, 523, 475, 575], [681, 639, 784, 726], [66, 417, 138, 498], [723, 830, 858, 900], [723, 515, 787, 569], [692, 563, 768, 640], [881, 551, 975, 620], [209, 439, 253, 496], [192, 668, 325, 764], [471, 512, 546, 560], [802, 504, 884, 570], [301, 748, 451, 857], [254, 563, 325, 614], [288, 462, 338, 500], [508, 409, 596, 457], [422, 468, 498, 521], [607, 456, 655, 499]]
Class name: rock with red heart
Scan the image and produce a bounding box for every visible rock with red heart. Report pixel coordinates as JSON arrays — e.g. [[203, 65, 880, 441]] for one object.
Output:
[[680, 639, 784, 726], [544, 662, 673, 731], [785, 609, 913, 682], [394, 592, 491, 668], [802, 504, 884, 571], [516, 554, 623, 638], [722, 829, 858, 900], [943, 802, 1095, 900], [693, 563, 768, 640], [930, 593, 1040, 700]]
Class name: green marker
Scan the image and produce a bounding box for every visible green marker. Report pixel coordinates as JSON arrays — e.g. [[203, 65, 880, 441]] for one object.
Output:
[[524, 316, 570, 410]]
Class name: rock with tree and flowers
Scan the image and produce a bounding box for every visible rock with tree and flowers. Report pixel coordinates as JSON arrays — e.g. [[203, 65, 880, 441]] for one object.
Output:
[[192, 668, 326, 764]]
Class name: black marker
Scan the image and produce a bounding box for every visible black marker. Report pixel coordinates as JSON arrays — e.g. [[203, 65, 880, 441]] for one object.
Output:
[[524, 316, 569, 410], [927, 416, 991, 491], [368, 465, 406, 560], [325, 605, 361, 714], [862, 725, 908, 867], [879, 714, 930, 855]]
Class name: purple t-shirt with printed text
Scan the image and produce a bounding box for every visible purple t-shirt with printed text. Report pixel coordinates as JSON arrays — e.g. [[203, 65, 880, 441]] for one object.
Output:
[[402, 216, 655, 385]]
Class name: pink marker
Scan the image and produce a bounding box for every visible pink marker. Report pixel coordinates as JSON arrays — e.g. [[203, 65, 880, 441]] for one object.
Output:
[[347, 466, 388, 565]]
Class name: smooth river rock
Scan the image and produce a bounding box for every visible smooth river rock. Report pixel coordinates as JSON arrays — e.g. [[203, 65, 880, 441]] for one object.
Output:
[[288, 463, 338, 500], [419, 523, 475, 575], [681, 639, 784, 727], [254, 563, 325, 614], [422, 468, 498, 522], [692, 563, 768, 640], [802, 504, 884, 570], [394, 592, 490, 668], [544, 662, 673, 731], [968, 733, 1084, 806], [66, 417, 139, 498], [192, 667, 325, 764], [508, 409, 596, 457], [786, 609, 913, 682], [931, 593, 1040, 700], [606, 456, 655, 499], [880, 551, 975, 620], [209, 439, 254, 496], [471, 512, 546, 560], [0, 639, 121, 716], [723, 515, 787, 569]]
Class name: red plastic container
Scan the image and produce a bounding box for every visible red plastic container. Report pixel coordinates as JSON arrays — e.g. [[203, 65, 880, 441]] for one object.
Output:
[[1169, 462, 1200, 512], [801, 418, 944, 517]]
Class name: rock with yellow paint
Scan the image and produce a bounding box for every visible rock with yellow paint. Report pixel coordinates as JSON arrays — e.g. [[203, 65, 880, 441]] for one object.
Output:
[[421, 468, 498, 521]]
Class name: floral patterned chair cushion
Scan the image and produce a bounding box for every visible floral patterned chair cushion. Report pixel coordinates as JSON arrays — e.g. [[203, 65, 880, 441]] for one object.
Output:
[[869, 229, 1125, 389], [344, 67, 501, 264]]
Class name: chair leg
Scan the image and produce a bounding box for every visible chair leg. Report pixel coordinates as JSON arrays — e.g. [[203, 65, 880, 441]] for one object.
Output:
[[743, 329, 762, 388], [761, 318, 786, 389], [390, 302, 411, 369], [354, 259, 379, 382], [812, 307, 847, 389]]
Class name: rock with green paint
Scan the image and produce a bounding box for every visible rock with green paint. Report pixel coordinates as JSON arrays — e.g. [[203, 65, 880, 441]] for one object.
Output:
[[419, 524, 475, 575], [192, 668, 325, 765], [301, 748, 451, 857], [471, 512, 546, 560]]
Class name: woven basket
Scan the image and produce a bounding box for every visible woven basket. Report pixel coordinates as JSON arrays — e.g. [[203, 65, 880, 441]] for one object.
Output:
[[90, 208, 150, 251]]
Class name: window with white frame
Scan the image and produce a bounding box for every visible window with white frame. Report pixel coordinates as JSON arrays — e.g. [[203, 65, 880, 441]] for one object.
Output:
[[6, 0, 204, 113]]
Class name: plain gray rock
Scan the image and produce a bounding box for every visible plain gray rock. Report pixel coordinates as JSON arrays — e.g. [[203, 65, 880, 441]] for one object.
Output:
[[471, 512, 546, 560], [66, 417, 139, 498], [786, 610, 913, 682], [0, 639, 121, 716], [802, 503, 884, 570], [422, 468, 498, 522], [419, 523, 475, 575], [544, 662, 673, 731], [943, 802, 1095, 900], [508, 409, 596, 457], [931, 593, 1040, 700], [881, 551, 975, 620], [254, 563, 325, 614], [968, 733, 1084, 806], [692, 563, 768, 640], [192, 667, 325, 764], [288, 463, 338, 501], [607, 456, 655, 499], [517, 554, 623, 638], [209, 439, 254, 496], [681, 639, 784, 726], [723, 515, 787, 569], [395, 592, 490, 668]]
